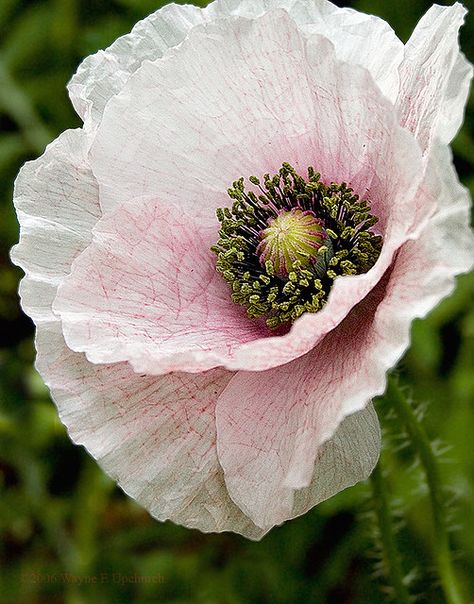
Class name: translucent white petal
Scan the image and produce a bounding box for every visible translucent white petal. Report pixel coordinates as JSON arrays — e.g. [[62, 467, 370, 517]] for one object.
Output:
[[397, 3, 472, 152], [35, 324, 267, 539], [36, 323, 379, 538], [69, 0, 403, 128], [68, 3, 204, 125], [11, 129, 100, 323]]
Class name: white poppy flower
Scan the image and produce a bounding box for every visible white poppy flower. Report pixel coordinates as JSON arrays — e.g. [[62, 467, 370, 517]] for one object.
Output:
[[12, 0, 473, 539]]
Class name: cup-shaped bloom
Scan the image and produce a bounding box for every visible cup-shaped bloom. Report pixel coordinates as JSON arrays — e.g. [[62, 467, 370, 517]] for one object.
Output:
[[12, 0, 473, 538]]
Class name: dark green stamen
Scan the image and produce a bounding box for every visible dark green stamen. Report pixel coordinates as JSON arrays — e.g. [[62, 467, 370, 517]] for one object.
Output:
[[211, 163, 383, 329]]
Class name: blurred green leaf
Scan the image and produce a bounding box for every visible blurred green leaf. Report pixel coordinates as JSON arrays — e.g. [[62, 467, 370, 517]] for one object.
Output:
[[1, 4, 54, 71]]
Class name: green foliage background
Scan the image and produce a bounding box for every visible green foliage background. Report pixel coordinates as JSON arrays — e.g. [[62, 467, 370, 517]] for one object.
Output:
[[0, 1, 473, 602]]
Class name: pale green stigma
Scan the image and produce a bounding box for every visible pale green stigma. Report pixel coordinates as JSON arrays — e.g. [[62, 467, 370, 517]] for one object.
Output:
[[211, 163, 383, 329], [257, 208, 329, 277]]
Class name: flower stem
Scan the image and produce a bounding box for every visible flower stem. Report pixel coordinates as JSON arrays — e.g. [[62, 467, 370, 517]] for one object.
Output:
[[370, 460, 411, 604], [386, 376, 465, 604]]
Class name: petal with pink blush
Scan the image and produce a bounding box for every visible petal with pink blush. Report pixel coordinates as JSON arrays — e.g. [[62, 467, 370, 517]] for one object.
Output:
[[89, 10, 418, 221], [11, 125, 263, 539], [69, 0, 403, 130], [85, 10, 424, 375], [54, 196, 267, 374], [397, 3, 471, 153], [90, 10, 320, 216], [368, 143, 474, 356], [215, 281, 386, 529], [216, 140, 473, 531]]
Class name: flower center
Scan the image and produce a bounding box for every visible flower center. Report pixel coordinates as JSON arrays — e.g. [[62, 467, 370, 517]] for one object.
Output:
[[257, 208, 330, 277], [211, 163, 382, 329]]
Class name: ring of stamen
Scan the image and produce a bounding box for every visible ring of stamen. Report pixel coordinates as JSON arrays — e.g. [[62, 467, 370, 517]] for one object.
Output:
[[211, 163, 383, 328]]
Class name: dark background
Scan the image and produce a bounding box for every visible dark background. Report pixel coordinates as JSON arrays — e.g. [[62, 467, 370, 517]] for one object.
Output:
[[0, 1, 473, 602]]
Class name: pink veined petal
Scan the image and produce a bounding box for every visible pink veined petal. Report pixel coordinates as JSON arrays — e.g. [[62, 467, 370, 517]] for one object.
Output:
[[11, 129, 101, 324], [203, 0, 404, 101], [38, 322, 380, 538], [53, 197, 267, 374], [36, 324, 268, 539], [397, 2, 471, 153], [9, 128, 255, 538], [373, 142, 474, 345], [90, 10, 416, 221], [90, 10, 319, 218], [69, 0, 403, 129], [215, 280, 387, 530], [83, 9, 422, 374], [215, 140, 474, 530]]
